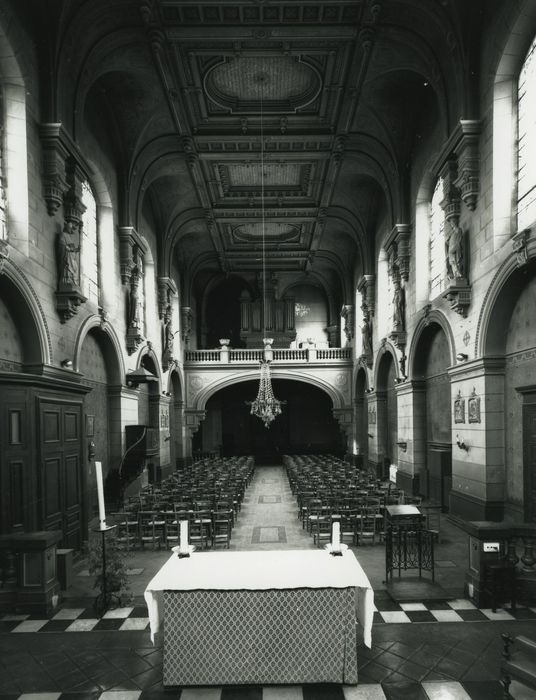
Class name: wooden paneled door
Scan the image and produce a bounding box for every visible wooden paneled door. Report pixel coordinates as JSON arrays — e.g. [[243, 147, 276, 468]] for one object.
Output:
[[523, 402, 536, 523], [0, 389, 32, 534], [38, 399, 84, 549]]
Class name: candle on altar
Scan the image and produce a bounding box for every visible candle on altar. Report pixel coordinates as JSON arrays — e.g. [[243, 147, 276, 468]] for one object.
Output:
[[179, 520, 189, 554], [95, 460, 106, 529], [331, 519, 341, 553]]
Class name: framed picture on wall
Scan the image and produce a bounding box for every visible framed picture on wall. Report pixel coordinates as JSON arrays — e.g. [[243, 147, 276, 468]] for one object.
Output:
[[454, 392, 465, 424], [86, 414, 95, 437], [468, 389, 481, 423]]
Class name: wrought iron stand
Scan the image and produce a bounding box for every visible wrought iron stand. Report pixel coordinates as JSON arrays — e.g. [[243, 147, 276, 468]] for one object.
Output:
[[92, 524, 118, 616]]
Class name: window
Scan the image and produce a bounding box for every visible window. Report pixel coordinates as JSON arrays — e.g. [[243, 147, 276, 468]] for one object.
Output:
[[0, 90, 7, 241], [518, 35, 536, 230], [81, 180, 99, 304], [429, 177, 446, 298]]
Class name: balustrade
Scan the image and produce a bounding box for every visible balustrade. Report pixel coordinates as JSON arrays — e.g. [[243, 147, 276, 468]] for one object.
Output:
[[185, 346, 351, 365]]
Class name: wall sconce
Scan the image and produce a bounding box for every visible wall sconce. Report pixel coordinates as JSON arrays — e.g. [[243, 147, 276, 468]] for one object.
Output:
[[88, 440, 96, 460], [456, 353, 468, 362], [394, 377, 405, 384], [162, 391, 171, 397], [396, 440, 407, 452], [456, 433, 469, 451], [367, 433, 374, 439], [365, 387, 374, 394], [61, 359, 73, 368]]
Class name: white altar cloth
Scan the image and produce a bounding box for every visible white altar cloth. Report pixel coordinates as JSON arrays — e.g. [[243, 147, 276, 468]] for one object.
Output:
[[144, 548, 374, 647]]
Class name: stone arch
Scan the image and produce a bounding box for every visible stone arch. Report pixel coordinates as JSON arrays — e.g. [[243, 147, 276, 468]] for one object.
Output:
[[192, 368, 345, 412], [73, 315, 124, 384], [0, 259, 51, 367], [374, 341, 399, 390], [409, 309, 456, 377]]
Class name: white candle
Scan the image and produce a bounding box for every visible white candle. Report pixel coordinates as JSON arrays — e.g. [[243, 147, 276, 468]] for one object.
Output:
[[179, 520, 189, 554], [95, 461, 106, 529], [331, 520, 341, 552]]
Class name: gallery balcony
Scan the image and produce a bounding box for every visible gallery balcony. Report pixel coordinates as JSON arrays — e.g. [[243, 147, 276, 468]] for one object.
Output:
[[184, 346, 353, 367]]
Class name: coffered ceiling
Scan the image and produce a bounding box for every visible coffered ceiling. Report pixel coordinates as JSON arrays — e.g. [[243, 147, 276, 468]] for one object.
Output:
[[27, 0, 488, 302]]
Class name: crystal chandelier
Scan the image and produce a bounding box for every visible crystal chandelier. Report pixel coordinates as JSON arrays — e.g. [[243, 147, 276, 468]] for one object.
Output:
[[247, 71, 284, 428]]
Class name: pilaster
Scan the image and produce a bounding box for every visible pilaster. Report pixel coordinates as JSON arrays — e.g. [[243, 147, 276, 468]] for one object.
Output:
[[447, 357, 506, 521]]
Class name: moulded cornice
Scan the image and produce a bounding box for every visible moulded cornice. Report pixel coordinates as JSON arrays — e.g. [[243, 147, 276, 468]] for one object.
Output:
[[447, 355, 505, 379]]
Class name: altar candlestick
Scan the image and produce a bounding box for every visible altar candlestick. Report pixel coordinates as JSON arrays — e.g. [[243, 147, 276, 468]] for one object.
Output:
[[179, 520, 189, 554], [95, 461, 106, 529], [331, 519, 341, 553]]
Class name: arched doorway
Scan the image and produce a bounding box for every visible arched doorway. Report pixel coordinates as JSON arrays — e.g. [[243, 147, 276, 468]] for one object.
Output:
[[197, 379, 343, 464], [413, 322, 452, 509], [376, 351, 397, 479]]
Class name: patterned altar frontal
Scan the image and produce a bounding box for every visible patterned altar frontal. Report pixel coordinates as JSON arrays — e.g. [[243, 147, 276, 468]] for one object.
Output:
[[163, 587, 358, 686]]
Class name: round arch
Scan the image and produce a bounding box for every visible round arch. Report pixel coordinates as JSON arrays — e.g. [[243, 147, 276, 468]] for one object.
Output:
[[477, 255, 536, 357], [0, 259, 52, 367], [374, 341, 400, 390], [137, 343, 162, 384], [192, 368, 346, 412], [73, 315, 125, 384], [408, 309, 456, 377]]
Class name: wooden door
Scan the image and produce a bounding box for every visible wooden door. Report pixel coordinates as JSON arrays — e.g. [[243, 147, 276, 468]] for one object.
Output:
[[523, 403, 536, 523], [39, 399, 83, 549], [0, 389, 32, 533]]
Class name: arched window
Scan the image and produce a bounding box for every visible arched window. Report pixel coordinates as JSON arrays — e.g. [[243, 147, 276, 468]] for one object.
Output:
[[429, 177, 446, 298], [518, 35, 536, 231], [80, 180, 99, 305], [0, 91, 7, 241]]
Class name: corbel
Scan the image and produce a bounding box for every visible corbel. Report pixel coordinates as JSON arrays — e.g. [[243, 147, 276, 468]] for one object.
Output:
[[357, 274, 375, 318], [157, 276, 178, 319], [454, 120, 481, 212], [39, 123, 69, 216]]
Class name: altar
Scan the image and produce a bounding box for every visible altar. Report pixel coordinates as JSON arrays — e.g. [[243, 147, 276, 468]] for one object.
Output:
[[144, 548, 374, 686]]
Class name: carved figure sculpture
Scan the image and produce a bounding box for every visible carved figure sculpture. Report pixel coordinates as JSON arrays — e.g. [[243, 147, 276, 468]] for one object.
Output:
[[392, 281, 405, 330], [57, 220, 80, 286], [362, 310, 373, 357], [446, 220, 465, 280], [129, 248, 143, 328]]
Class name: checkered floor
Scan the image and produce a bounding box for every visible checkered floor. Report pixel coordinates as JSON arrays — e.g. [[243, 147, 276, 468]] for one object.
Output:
[[0, 681, 513, 699], [1, 598, 534, 633]]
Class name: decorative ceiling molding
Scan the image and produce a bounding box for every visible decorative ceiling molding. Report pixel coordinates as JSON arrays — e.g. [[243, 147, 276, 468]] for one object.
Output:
[[204, 56, 322, 114]]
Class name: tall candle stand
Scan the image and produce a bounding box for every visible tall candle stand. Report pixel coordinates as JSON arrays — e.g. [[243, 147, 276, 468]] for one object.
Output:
[[92, 523, 117, 616]]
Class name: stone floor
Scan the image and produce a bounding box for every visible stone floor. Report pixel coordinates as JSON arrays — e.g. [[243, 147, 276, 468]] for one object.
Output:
[[1, 465, 533, 700]]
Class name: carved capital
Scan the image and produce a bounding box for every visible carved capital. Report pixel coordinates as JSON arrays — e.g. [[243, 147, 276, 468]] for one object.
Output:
[[126, 325, 144, 355], [357, 274, 375, 318], [181, 305, 193, 344], [341, 304, 354, 342], [39, 123, 68, 216], [63, 157, 86, 226], [157, 276, 177, 318], [389, 329, 407, 351], [55, 285, 87, 323], [118, 226, 147, 285], [512, 228, 531, 268], [439, 158, 461, 223], [454, 120, 481, 211], [385, 223, 411, 281], [442, 279, 472, 317]]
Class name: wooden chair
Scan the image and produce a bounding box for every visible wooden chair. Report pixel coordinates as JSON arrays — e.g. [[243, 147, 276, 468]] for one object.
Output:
[[212, 513, 232, 548], [312, 515, 332, 548], [111, 512, 138, 551], [138, 510, 162, 550], [354, 507, 376, 546]]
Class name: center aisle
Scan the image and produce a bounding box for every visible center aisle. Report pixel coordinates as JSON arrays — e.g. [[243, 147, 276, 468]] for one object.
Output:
[[230, 464, 314, 551]]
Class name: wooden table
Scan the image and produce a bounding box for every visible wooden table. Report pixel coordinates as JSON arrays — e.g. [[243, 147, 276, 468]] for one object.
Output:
[[144, 549, 374, 686]]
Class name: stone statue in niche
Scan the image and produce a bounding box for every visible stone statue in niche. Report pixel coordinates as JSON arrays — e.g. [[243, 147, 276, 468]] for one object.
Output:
[[392, 280, 405, 331], [162, 301, 175, 370], [445, 220, 465, 280], [128, 247, 143, 328], [361, 309, 373, 358], [57, 220, 80, 287]]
